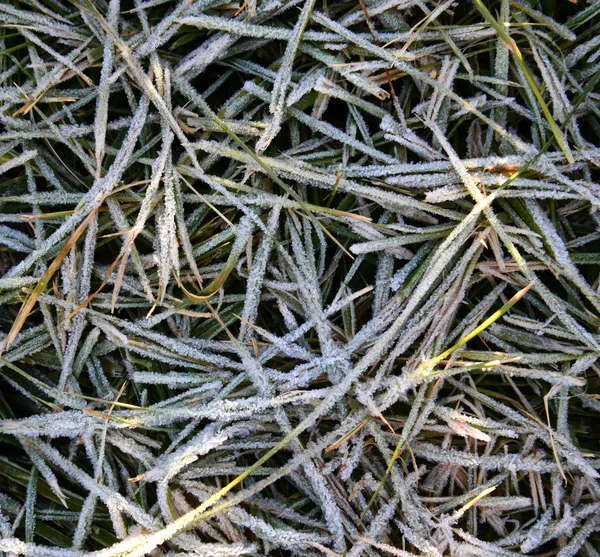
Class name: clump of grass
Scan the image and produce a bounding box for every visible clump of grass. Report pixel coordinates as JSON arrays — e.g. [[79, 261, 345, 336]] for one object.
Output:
[[1, 0, 600, 555]]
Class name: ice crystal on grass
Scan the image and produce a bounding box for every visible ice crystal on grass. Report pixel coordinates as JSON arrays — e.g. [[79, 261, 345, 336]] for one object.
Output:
[[1, 0, 600, 555]]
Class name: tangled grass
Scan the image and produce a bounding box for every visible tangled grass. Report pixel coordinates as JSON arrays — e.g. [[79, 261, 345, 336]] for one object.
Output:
[[1, 0, 600, 555]]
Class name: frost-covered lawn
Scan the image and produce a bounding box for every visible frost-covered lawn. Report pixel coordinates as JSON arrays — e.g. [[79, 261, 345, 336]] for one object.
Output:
[[1, 0, 600, 555]]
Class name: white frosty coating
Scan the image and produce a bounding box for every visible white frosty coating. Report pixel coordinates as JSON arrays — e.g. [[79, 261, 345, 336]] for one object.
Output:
[[164, 544, 257, 556], [24, 468, 37, 543], [93, 0, 119, 173], [0, 150, 38, 176], [238, 204, 281, 341], [144, 423, 248, 483], [0, 0, 599, 555], [247, 81, 399, 164], [512, 0, 576, 41], [31, 439, 158, 530], [300, 43, 391, 99], [228, 506, 330, 550], [525, 198, 600, 313], [4, 96, 151, 281], [0, 226, 36, 253], [256, 0, 316, 152], [71, 494, 98, 550], [0, 539, 86, 557], [111, 127, 174, 307]]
